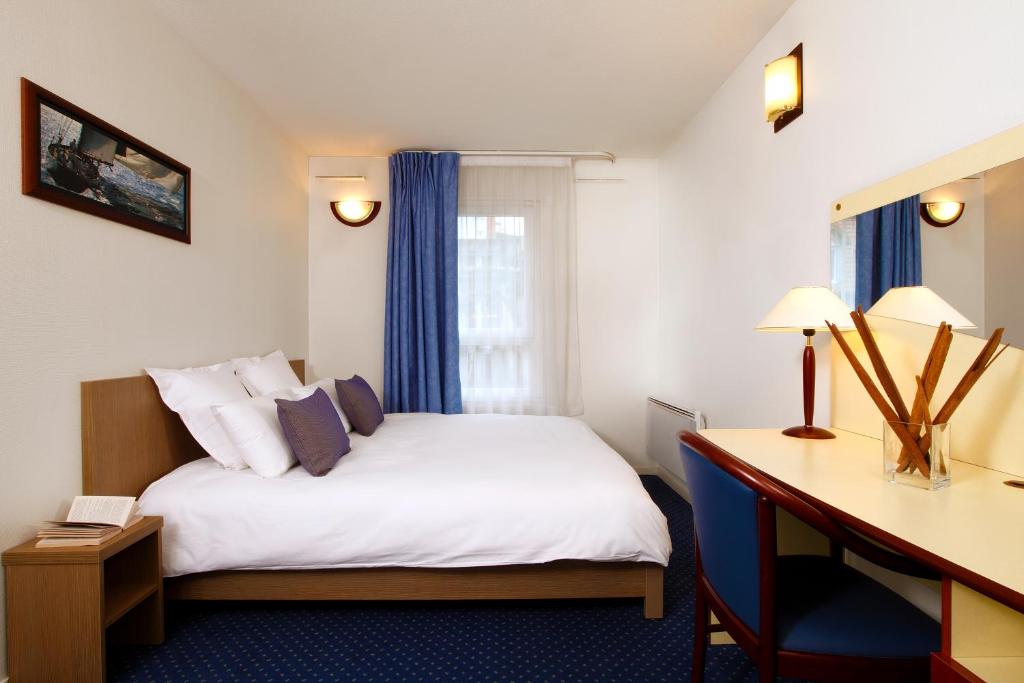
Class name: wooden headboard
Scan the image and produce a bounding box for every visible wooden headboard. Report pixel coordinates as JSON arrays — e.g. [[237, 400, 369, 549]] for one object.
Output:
[[81, 360, 305, 497]]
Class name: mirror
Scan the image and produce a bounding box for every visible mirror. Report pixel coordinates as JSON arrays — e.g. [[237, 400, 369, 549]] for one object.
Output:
[[830, 154, 1024, 347]]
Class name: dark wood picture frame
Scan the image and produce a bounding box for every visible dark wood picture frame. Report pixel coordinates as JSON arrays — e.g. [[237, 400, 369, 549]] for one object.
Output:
[[21, 78, 191, 244]]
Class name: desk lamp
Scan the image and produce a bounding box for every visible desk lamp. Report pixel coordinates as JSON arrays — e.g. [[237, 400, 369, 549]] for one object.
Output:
[[757, 286, 853, 439], [866, 286, 975, 330]]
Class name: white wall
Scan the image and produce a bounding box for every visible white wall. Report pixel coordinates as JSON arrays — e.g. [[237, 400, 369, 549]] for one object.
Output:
[[308, 157, 390, 395], [576, 160, 659, 466], [308, 157, 660, 466], [0, 2, 308, 675], [921, 179, 986, 337], [657, 0, 1024, 430]]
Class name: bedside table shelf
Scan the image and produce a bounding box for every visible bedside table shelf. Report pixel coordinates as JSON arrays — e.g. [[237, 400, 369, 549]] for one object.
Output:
[[104, 582, 160, 627], [3, 515, 164, 682]]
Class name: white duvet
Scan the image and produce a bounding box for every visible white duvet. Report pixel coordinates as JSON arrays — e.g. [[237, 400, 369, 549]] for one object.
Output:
[[139, 413, 672, 577]]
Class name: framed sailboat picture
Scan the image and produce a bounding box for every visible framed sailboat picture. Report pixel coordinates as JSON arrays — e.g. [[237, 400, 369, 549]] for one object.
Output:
[[21, 78, 190, 243]]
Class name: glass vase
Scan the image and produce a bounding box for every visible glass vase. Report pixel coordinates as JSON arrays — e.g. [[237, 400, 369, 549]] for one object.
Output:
[[882, 421, 951, 490]]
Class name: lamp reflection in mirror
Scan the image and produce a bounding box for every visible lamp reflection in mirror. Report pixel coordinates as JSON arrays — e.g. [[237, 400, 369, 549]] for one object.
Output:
[[756, 286, 853, 439], [764, 43, 803, 132], [920, 201, 965, 228], [330, 200, 381, 227], [867, 286, 975, 330]]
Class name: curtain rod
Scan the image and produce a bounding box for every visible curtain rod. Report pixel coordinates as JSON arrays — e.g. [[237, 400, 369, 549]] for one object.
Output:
[[395, 149, 616, 163]]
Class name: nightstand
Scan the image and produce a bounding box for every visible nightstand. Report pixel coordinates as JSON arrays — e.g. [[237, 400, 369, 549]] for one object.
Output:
[[2, 515, 163, 682]]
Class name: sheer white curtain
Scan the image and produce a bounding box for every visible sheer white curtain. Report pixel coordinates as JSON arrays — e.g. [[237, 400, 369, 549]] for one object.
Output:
[[457, 157, 582, 415]]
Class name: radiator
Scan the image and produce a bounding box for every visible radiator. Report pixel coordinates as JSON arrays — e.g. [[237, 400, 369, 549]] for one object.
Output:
[[646, 397, 704, 484]]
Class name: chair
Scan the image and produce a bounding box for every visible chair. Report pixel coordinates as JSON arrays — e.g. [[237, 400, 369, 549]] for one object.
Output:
[[678, 431, 940, 683]]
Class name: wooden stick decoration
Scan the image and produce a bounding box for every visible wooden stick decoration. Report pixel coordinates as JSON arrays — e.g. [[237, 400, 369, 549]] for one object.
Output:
[[851, 307, 912, 423], [916, 375, 946, 475], [906, 374, 933, 474], [829, 306, 1008, 483], [826, 320, 931, 476], [985, 342, 1009, 371], [897, 323, 952, 472], [915, 376, 934, 432], [912, 328, 1006, 457], [935, 328, 1004, 424], [918, 324, 953, 417], [851, 307, 938, 473]]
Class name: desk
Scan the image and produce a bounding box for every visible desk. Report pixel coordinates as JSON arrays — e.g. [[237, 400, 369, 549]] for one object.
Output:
[[693, 428, 1024, 683]]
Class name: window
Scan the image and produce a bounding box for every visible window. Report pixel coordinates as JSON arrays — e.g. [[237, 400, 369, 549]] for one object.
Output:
[[831, 217, 856, 308], [457, 214, 531, 408], [457, 161, 581, 416]]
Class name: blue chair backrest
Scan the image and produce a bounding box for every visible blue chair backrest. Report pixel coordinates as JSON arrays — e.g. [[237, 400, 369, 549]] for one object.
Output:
[[680, 442, 762, 633]]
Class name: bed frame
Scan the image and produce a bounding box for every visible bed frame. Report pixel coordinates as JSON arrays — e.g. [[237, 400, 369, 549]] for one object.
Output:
[[81, 361, 664, 618]]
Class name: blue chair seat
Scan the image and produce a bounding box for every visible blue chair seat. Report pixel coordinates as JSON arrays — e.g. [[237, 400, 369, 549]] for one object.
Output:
[[777, 555, 940, 658]]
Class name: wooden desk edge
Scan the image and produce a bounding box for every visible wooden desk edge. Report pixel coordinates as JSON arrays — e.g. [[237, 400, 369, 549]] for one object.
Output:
[[683, 431, 1024, 614], [2, 516, 162, 565]]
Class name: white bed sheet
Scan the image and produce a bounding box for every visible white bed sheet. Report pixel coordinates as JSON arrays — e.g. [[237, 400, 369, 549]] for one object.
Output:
[[139, 413, 672, 577]]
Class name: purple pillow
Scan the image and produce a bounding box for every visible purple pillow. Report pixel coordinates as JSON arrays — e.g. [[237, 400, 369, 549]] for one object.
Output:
[[275, 388, 350, 476], [335, 375, 384, 436]]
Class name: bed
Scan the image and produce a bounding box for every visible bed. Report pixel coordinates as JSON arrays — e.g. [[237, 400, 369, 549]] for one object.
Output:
[[81, 361, 669, 618]]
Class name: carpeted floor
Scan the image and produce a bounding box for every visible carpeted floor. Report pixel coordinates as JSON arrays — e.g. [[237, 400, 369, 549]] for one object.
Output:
[[108, 476, 773, 681]]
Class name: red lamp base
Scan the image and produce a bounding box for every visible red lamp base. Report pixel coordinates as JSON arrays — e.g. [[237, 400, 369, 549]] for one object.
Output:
[[782, 330, 835, 440], [782, 425, 836, 439]]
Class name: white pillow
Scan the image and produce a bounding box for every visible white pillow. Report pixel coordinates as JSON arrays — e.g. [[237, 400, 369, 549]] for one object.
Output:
[[309, 378, 353, 433], [212, 385, 316, 478], [232, 350, 302, 396], [146, 362, 252, 469]]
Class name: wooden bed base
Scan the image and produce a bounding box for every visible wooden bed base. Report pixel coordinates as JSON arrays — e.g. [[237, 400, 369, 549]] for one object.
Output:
[[167, 562, 664, 618], [81, 360, 664, 619]]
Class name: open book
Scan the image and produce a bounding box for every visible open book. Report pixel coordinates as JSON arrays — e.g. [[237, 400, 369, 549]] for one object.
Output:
[[36, 496, 142, 547]]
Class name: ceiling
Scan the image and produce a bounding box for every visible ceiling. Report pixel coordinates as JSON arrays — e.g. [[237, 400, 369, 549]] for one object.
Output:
[[149, 0, 793, 157]]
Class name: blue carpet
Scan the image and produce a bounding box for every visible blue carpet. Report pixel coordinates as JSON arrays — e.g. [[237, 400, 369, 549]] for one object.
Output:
[[109, 476, 773, 681]]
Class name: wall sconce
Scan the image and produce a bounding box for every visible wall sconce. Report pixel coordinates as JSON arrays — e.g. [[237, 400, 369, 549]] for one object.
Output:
[[764, 43, 803, 133], [330, 200, 381, 227], [921, 201, 965, 228]]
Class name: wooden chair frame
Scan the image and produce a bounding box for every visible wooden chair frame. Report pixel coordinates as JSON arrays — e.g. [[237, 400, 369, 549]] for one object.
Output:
[[680, 431, 937, 682]]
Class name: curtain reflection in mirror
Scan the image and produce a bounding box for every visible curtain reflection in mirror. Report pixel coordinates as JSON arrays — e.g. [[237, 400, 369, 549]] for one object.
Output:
[[855, 196, 922, 310]]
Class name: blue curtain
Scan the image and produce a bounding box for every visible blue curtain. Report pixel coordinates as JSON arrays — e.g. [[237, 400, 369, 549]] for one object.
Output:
[[855, 195, 922, 310], [383, 152, 462, 414]]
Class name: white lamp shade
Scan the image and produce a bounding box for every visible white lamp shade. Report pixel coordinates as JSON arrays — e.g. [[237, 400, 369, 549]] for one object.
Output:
[[866, 286, 975, 329], [764, 54, 800, 123], [756, 286, 854, 333]]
